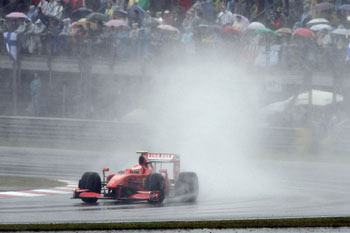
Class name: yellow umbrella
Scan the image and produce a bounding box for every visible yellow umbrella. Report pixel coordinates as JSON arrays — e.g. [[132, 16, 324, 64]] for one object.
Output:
[[76, 18, 98, 30]]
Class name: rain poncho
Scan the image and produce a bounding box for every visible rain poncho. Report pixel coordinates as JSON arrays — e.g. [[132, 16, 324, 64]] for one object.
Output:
[[46, 1, 57, 16]]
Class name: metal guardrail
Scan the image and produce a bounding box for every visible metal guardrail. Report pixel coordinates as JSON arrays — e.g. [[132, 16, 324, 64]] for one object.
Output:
[[0, 116, 148, 147], [0, 116, 311, 152]]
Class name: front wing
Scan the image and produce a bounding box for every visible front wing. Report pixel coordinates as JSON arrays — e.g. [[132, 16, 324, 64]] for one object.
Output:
[[72, 189, 160, 201]]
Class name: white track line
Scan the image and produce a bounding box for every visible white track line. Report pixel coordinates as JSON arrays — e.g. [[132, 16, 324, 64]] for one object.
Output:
[[0, 192, 45, 197], [0, 180, 77, 198], [31, 189, 72, 194]]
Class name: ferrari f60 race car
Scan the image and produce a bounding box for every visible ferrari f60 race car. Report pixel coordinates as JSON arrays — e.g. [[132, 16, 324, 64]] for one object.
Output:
[[73, 151, 199, 203]]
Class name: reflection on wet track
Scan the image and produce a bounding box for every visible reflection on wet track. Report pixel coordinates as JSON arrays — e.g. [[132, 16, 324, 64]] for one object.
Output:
[[1, 146, 350, 224]]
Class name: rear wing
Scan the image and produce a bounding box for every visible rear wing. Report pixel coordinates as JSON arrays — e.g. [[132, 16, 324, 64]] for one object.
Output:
[[137, 151, 181, 181], [137, 151, 180, 163]]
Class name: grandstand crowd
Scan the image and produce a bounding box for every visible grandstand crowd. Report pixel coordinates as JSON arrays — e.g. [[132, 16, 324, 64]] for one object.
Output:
[[0, 0, 349, 69]]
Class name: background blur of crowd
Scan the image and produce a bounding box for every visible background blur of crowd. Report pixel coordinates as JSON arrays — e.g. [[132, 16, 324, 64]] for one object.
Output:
[[1, 0, 350, 122], [0, 0, 350, 68]]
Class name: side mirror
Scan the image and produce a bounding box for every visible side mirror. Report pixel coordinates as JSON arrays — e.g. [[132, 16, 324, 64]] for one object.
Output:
[[103, 168, 109, 182]]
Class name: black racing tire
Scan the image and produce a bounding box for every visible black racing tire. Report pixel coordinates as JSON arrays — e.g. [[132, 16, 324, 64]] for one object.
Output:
[[145, 173, 166, 204], [78, 172, 101, 203], [175, 172, 199, 202]]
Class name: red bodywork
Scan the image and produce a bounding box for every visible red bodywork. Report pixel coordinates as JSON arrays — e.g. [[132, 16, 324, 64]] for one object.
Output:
[[73, 152, 180, 202]]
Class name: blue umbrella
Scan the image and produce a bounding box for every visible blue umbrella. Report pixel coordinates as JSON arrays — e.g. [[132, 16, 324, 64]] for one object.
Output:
[[128, 5, 145, 19], [339, 4, 350, 11]]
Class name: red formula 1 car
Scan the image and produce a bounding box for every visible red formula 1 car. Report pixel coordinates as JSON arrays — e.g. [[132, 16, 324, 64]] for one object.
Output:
[[73, 151, 199, 203]]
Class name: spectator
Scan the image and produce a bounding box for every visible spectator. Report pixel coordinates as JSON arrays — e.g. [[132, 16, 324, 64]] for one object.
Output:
[[155, 11, 163, 24], [27, 5, 38, 22], [217, 5, 232, 26], [46, 0, 57, 16], [300, 4, 311, 27], [63, 0, 73, 18], [55, 0, 64, 19], [271, 8, 283, 29], [33, 19, 46, 54], [0, 19, 8, 54], [23, 19, 36, 53], [72, 0, 83, 11], [30, 72, 42, 116], [131, 9, 143, 27], [15, 19, 26, 34], [60, 18, 72, 35], [105, 1, 114, 19], [163, 10, 173, 25], [143, 10, 153, 27], [317, 28, 332, 49], [38, 0, 49, 15]]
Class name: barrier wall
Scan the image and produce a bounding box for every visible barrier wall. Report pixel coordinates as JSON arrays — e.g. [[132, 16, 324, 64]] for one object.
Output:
[[0, 116, 317, 152]]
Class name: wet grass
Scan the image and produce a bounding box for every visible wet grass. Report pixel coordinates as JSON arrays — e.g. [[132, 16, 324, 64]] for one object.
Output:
[[1, 217, 350, 231], [0, 176, 67, 191]]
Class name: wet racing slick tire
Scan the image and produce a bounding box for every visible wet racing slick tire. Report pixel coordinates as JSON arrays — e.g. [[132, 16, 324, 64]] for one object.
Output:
[[175, 172, 199, 202], [145, 173, 166, 204], [78, 172, 101, 203]]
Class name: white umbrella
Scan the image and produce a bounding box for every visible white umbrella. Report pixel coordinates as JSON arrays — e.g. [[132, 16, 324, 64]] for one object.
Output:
[[306, 18, 329, 25], [232, 14, 249, 26], [295, 90, 343, 106], [310, 24, 333, 31], [332, 28, 350, 36], [247, 22, 265, 30]]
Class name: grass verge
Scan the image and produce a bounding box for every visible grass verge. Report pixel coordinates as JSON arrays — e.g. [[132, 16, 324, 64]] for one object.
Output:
[[1, 217, 350, 231], [0, 176, 67, 191]]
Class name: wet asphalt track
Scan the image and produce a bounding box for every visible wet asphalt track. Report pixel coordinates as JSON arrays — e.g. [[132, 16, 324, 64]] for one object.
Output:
[[1, 146, 350, 224]]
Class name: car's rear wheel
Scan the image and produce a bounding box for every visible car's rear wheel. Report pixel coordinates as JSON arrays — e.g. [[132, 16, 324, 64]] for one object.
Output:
[[145, 173, 166, 204], [78, 172, 101, 203], [175, 172, 199, 202]]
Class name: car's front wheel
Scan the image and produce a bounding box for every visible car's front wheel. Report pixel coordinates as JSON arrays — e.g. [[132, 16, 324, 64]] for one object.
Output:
[[145, 173, 166, 204], [78, 172, 101, 203]]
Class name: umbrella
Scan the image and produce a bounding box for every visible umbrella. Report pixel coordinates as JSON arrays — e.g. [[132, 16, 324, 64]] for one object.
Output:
[[232, 14, 249, 28], [247, 22, 265, 30], [222, 26, 242, 36], [72, 8, 93, 20], [157, 24, 179, 33], [86, 12, 109, 22], [332, 28, 350, 36], [276, 27, 292, 35], [256, 27, 277, 36], [310, 24, 332, 31], [115, 10, 128, 17], [294, 28, 315, 38], [6, 12, 28, 19], [295, 90, 343, 106], [306, 18, 329, 25], [313, 2, 334, 11], [128, 5, 145, 19], [76, 18, 98, 30], [339, 4, 350, 11], [104, 19, 127, 27]]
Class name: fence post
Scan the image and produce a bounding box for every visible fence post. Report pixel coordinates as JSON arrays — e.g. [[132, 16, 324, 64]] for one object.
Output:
[[12, 60, 17, 115]]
